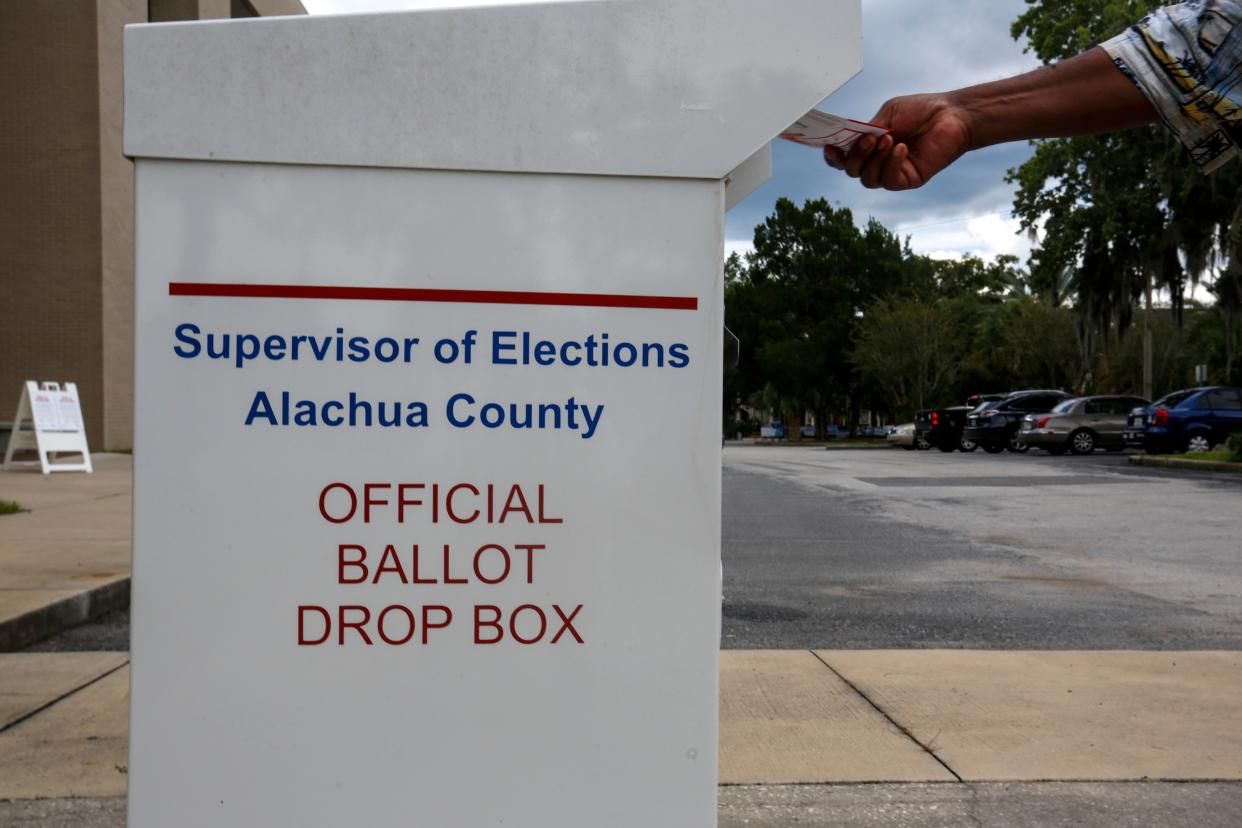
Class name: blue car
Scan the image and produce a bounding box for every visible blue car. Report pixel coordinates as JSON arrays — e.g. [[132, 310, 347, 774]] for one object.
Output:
[[1124, 386, 1242, 454]]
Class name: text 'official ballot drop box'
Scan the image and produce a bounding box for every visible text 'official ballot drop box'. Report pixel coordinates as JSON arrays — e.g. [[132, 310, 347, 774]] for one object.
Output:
[[124, 2, 860, 825]]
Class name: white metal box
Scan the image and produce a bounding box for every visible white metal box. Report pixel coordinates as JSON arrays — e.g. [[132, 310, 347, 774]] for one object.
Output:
[[124, 3, 860, 825]]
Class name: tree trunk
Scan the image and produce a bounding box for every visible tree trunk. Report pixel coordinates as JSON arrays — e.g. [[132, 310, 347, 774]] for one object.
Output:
[[1224, 308, 1236, 384], [1075, 321, 1093, 394], [1143, 273, 1154, 400]]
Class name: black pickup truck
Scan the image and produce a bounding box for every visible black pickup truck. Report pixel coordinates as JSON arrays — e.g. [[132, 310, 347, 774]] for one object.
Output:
[[915, 394, 1007, 453]]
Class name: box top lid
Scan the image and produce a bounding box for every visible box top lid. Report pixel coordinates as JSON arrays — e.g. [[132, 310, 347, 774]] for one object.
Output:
[[124, 0, 861, 179]]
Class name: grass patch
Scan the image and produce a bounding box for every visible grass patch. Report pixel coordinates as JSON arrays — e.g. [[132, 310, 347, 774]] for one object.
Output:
[[1133, 450, 1242, 474], [1229, 432, 1242, 463], [1182, 450, 1234, 463], [0, 500, 25, 516]]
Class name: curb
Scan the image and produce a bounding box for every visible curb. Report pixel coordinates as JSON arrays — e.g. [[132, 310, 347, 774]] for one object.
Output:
[[822, 444, 895, 451], [0, 577, 130, 652], [1128, 456, 1242, 475], [727, 441, 892, 450]]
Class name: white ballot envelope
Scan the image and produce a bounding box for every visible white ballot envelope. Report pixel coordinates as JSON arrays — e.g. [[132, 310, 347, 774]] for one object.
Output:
[[780, 109, 888, 150]]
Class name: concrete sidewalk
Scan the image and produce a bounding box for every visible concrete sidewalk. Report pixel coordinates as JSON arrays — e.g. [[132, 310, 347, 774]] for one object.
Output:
[[723, 650, 1242, 784], [0, 455, 131, 651], [3, 649, 1241, 801]]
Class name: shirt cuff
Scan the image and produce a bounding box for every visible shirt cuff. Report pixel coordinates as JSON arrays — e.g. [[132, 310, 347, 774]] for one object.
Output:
[[1102, 27, 1238, 174]]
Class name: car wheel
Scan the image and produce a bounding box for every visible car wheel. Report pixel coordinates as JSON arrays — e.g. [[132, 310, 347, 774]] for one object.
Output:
[[1185, 433, 1213, 453], [982, 443, 1005, 454], [1069, 429, 1096, 455], [915, 437, 932, 451], [1007, 433, 1030, 453], [959, 437, 978, 453]]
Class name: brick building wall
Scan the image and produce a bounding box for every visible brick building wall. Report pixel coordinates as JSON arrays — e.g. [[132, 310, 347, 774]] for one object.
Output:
[[1, 0, 303, 452], [0, 2, 107, 448]]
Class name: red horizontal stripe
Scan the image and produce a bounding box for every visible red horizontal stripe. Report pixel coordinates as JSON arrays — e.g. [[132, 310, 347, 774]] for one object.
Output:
[[168, 282, 697, 311]]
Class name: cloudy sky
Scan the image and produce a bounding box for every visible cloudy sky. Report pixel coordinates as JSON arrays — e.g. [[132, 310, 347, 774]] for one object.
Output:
[[303, 0, 1043, 263]]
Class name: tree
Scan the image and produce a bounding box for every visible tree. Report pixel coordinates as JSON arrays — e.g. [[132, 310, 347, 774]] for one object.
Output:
[[726, 198, 915, 435], [1007, 0, 1242, 398], [1098, 304, 1218, 396], [1211, 266, 1242, 384], [932, 254, 1028, 300], [851, 297, 961, 417], [972, 299, 1080, 392]]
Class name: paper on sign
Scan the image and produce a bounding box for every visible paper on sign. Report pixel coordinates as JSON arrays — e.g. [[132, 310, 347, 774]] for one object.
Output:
[[780, 110, 888, 150], [54, 391, 84, 432], [31, 393, 58, 431]]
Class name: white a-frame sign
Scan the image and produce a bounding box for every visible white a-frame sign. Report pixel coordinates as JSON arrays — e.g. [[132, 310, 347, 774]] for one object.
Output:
[[4, 381, 92, 474]]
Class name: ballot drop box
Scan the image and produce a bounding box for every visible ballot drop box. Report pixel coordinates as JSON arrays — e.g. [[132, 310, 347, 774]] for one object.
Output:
[[124, 3, 860, 825]]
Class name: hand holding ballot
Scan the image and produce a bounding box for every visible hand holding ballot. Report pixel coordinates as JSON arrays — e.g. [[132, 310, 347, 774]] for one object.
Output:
[[815, 45, 1174, 192], [780, 110, 889, 151], [813, 94, 973, 192]]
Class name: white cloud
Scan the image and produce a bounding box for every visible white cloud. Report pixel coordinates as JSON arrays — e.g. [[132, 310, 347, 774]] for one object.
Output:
[[897, 213, 1035, 263], [724, 239, 755, 262], [725, 214, 1036, 266]]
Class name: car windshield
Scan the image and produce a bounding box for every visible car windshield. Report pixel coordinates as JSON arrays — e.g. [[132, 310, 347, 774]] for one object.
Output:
[[971, 401, 998, 414], [1153, 390, 1196, 408], [1052, 399, 1078, 414]]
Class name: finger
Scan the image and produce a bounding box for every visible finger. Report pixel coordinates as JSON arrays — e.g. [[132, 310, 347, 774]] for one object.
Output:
[[859, 135, 895, 188], [893, 145, 929, 191], [894, 159, 924, 191], [823, 146, 846, 169], [868, 101, 898, 131], [843, 135, 879, 178], [880, 143, 913, 190]]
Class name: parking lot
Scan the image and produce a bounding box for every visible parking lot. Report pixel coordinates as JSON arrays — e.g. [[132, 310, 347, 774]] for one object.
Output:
[[723, 445, 1242, 650]]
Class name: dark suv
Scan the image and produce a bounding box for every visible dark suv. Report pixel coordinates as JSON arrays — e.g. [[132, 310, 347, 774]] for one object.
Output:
[[963, 390, 1073, 453], [914, 406, 974, 452], [1124, 386, 1242, 454], [915, 394, 1008, 453]]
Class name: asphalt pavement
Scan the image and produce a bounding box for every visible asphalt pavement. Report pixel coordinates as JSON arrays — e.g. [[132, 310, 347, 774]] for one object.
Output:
[[7, 784, 1241, 828], [23, 608, 129, 653], [6, 782, 1242, 828], [718, 782, 1242, 827], [723, 445, 1242, 650]]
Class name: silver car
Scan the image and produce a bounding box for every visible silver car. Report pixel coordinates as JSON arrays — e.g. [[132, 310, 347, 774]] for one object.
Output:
[[886, 423, 930, 451], [1021, 395, 1151, 455]]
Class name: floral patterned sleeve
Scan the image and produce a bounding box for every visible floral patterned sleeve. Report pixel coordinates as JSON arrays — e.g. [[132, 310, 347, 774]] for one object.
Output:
[[1102, 0, 1242, 173]]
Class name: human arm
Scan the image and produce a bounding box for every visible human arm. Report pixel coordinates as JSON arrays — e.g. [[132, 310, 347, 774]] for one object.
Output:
[[824, 46, 1157, 191]]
